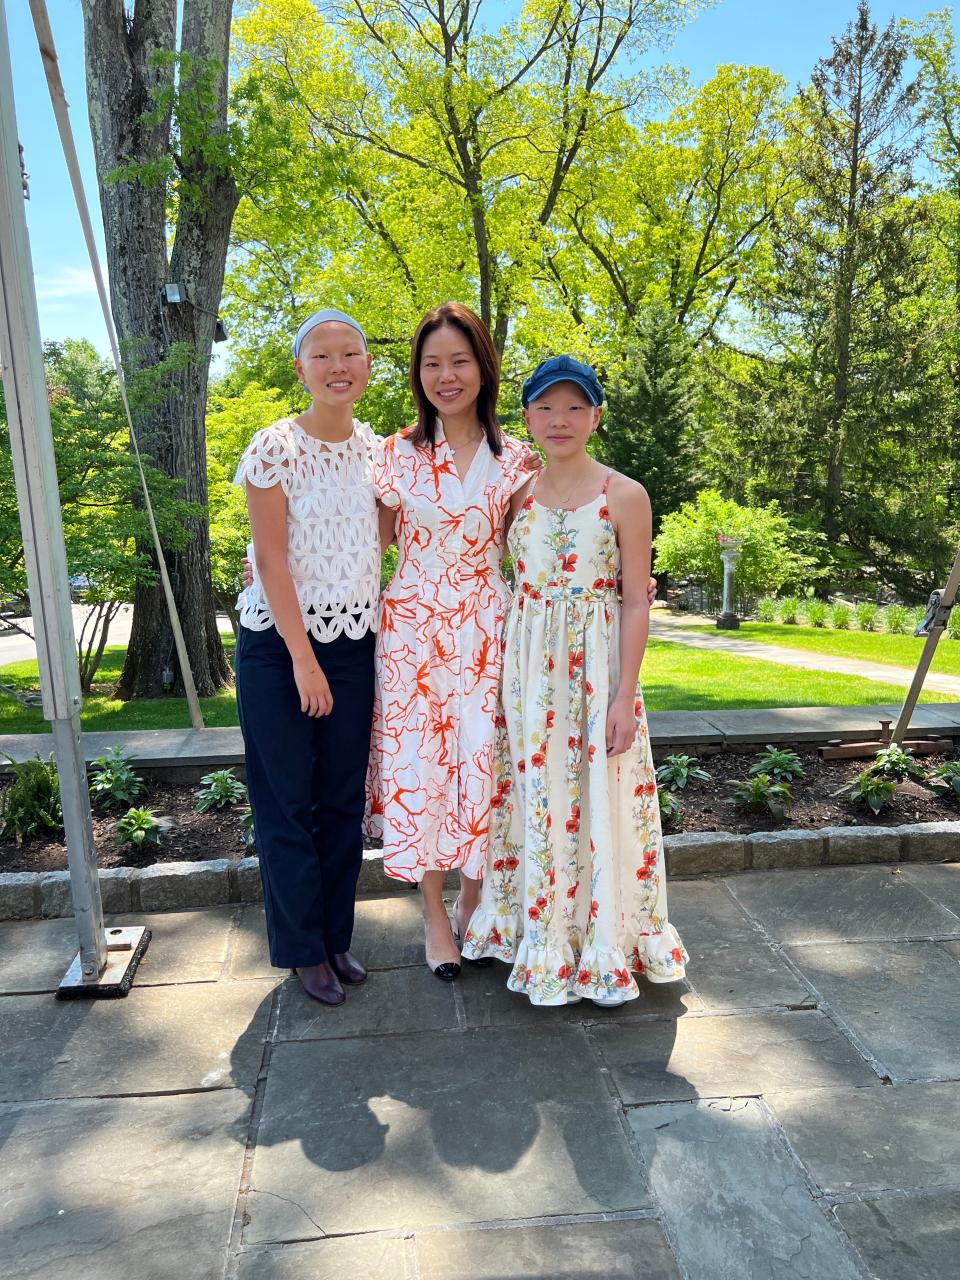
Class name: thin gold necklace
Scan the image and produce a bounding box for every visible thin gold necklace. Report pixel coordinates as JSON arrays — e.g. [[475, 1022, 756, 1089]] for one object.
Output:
[[543, 468, 591, 508]]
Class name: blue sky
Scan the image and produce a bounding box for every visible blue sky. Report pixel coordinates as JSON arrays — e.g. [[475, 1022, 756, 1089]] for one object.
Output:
[[7, 0, 956, 356]]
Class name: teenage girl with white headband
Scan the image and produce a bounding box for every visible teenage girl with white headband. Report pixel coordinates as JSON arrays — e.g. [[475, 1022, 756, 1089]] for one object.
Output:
[[233, 308, 380, 1007]]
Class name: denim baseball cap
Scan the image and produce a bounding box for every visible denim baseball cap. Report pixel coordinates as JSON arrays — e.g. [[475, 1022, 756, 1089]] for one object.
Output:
[[521, 354, 604, 408], [292, 308, 367, 358]]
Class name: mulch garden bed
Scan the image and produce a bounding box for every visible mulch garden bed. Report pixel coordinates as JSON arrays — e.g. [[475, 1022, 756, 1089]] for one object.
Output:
[[0, 781, 250, 875], [1, 746, 958, 875], [661, 745, 960, 835]]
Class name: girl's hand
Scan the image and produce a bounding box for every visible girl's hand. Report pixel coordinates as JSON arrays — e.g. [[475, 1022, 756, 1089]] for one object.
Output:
[[242, 556, 254, 590], [521, 448, 543, 473], [293, 655, 333, 717], [647, 576, 657, 607], [606, 696, 638, 757]]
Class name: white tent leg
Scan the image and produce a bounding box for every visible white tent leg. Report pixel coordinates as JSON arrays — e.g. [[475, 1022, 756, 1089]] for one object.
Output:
[[0, 0, 107, 981]]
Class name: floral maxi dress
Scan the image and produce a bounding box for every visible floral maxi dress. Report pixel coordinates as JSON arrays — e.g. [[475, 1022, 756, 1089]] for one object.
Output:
[[366, 425, 529, 882], [462, 476, 688, 1006]]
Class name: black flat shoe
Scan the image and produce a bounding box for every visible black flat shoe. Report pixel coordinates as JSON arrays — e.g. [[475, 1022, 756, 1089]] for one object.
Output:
[[332, 951, 368, 985], [431, 961, 461, 982], [294, 962, 345, 1006]]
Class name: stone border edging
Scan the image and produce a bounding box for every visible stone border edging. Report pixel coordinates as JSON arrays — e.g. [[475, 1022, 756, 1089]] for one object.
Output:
[[2, 821, 959, 921]]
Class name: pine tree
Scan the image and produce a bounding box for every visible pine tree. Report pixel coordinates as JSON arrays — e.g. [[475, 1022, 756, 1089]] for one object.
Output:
[[597, 304, 699, 536]]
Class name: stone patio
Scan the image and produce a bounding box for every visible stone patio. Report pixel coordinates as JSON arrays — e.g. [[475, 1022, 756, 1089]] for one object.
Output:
[[1, 865, 959, 1279]]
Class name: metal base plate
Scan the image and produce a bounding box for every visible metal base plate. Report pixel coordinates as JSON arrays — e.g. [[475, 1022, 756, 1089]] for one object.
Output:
[[56, 926, 151, 999]]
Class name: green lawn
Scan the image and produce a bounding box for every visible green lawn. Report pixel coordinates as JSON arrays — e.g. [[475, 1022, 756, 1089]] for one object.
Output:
[[0, 642, 240, 734], [673, 619, 960, 676], [640, 639, 957, 711], [0, 635, 953, 734]]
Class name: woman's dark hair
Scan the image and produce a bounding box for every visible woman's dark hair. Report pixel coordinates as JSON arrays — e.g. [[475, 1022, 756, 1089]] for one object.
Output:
[[408, 302, 503, 455]]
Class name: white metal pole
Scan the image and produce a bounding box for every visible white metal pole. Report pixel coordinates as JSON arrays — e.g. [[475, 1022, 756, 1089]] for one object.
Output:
[[0, 0, 106, 979], [893, 547, 960, 744]]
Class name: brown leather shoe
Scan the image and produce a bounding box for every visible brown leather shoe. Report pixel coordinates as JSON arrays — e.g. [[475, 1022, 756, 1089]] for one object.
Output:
[[331, 951, 368, 985], [294, 962, 345, 1006]]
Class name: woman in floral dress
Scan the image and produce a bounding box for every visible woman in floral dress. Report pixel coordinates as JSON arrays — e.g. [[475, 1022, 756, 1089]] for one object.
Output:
[[463, 355, 687, 1006], [367, 303, 532, 978]]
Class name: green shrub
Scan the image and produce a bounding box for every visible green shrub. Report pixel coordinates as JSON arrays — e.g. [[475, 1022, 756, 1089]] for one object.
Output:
[[928, 760, 960, 802], [0, 754, 62, 845], [926, 757, 960, 798], [804, 600, 828, 627], [655, 753, 711, 791], [779, 596, 800, 625], [948, 605, 960, 639], [870, 744, 923, 781], [831, 601, 851, 630], [88, 746, 144, 811], [850, 771, 895, 815], [195, 768, 247, 813], [658, 788, 682, 827], [855, 601, 879, 631], [755, 596, 779, 622], [115, 807, 163, 847], [653, 489, 822, 605], [731, 773, 792, 821], [749, 745, 806, 782], [884, 603, 910, 634]]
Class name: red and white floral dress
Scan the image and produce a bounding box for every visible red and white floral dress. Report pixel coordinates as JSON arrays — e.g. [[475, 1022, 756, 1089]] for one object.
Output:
[[366, 425, 529, 882], [462, 474, 688, 1005]]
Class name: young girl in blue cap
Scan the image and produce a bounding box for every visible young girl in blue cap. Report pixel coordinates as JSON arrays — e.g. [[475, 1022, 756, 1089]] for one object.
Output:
[[233, 309, 381, 1006], [462, 355, 688, 1006]]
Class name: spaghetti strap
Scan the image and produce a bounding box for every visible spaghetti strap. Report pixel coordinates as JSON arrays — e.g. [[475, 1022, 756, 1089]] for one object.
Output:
[[602, 469, 614, 495]]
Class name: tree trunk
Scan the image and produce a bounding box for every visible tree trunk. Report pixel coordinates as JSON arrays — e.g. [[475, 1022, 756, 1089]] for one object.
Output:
[[82, 0, 236, 699]]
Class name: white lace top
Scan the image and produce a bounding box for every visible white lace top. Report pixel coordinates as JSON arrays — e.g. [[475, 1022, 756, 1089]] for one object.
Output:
[[233, 417, 382, 642]]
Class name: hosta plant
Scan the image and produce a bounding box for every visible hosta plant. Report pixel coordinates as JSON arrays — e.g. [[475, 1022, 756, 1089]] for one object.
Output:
[[658, 788, 682, 827], [870, 744, 923, 781], [88, 746, 144, 811], [928, 760, 960, 802], [115, 807, 165, 847], [195, 768, 247, 813], [731, 773, 792, 821], [655, 754, 711, 792], [749, 745, 806, 782], [850, 771, 895, 815]]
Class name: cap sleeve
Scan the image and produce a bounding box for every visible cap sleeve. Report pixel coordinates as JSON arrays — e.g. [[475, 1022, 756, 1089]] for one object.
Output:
[[502, 435, 535, 496], [233, 421, 297, 496], [374, 434, 401, 509]]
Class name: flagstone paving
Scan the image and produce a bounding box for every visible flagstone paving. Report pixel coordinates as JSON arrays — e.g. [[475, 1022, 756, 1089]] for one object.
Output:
[[1, 870, 959, 1279]]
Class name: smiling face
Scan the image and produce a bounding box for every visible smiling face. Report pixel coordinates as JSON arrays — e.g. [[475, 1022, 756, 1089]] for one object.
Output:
[[417, 322, 483, 418], [523, 380, 601, 460], [294, 321, 371, 407]]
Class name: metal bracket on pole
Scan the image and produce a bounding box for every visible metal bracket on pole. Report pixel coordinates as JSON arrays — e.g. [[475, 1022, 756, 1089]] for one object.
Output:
[[0, 0, 147, 996], [892, 548, 960, 744]]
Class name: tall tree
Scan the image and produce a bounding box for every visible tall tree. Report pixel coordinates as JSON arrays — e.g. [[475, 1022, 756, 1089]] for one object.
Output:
[[82, 0, 238, 697], [910, 9, 960, 515], [549, 64, 789, 348], [780, 2, 923, 539], [597, 303, 700, 535], [729, 2, 950, 596], [228, 0, 711, 370]]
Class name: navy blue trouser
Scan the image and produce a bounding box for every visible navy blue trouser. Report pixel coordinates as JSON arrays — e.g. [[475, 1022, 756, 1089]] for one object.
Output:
[[235, 623, 375, 969]]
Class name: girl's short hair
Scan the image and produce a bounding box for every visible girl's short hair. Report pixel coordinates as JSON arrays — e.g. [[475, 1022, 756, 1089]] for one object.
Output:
[[408, 302, 503, 455]]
